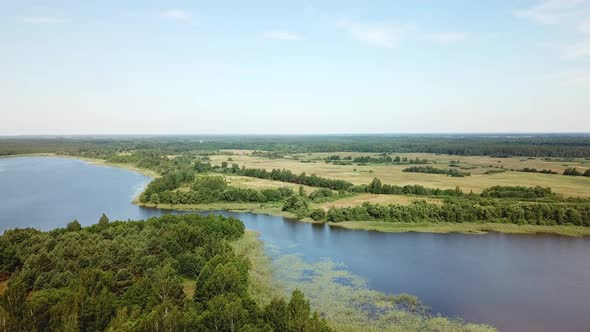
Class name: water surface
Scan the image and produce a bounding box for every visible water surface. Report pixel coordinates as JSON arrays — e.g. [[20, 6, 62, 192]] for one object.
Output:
[[1, 157, 589, 332]]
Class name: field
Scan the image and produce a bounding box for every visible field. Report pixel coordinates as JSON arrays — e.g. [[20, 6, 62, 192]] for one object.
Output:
[[211, 151, 590, 197], [316, 194, 441, 210], [225, 174, 324, 193]]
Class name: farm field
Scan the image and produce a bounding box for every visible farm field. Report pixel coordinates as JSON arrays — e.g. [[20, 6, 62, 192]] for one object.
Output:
[[211, 151, 590, 197]]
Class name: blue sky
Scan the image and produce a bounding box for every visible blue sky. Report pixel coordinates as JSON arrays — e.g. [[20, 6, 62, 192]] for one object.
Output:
[[1, 0, 589, 134]]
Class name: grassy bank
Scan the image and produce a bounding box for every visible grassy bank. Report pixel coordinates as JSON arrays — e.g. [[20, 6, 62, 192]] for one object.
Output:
[[136, 201, 300, 219], [231, 231, 283, 305], [232, 230, 496, 331], [329, 221, 590, 237]]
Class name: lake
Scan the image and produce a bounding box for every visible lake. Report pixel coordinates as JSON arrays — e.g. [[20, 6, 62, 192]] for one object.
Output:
[[1, 156, 589, 331]]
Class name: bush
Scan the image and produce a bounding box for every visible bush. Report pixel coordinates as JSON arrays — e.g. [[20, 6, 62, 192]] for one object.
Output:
[[563, 168, 582, 176], [282, 195, 309, 215], [309, 209, 327, 221]]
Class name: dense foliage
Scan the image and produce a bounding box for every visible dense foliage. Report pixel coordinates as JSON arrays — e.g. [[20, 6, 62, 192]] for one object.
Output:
[[563, 168, 590, 176], [4, 134, 590, 158], [140, 175, 295, 205], [321, 200, 590, 226], [325, 154, 428, 165], [402, 166, 470, 177], [0, 214, 330, 331], [481, 186, 557, 199], [362, 178, 464, 197], [519, 168, 558, 175]]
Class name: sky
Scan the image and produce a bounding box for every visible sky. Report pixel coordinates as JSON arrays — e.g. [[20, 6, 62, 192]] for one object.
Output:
[[1, 0, 590, 135]]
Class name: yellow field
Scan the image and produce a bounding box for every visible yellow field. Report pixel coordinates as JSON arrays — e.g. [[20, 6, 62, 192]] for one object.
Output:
[[316, 194, 441, 210], [225, 175, 323, 193], [209, 153, 590, 197]]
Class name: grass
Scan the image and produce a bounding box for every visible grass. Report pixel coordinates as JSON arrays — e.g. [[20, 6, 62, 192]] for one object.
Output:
[[231, 231, 282, 306], [225, 174, 323, 193], [233, 230, 496, 331], [209, 153, 590, 197], [136, 201, 298, 218], [329, 221, 590, 237], [316, 194, 441, 210]]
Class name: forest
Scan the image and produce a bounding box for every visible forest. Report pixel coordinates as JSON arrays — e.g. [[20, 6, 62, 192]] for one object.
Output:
[[3, 134, 590, 158], [0, 214, 330, 331]]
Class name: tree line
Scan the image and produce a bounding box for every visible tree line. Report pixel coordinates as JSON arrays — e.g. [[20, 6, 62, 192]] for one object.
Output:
[[5, 134, 590, 159], [563, 168, 590, 176], [402, 166, 470, 177], [519, 168, 558, 175], [325, 154, 428, 165], [0, 214, 330, 331], [481, 186, 557, 199], [317, 200, 590, 226], [220, 166, 354, 191]]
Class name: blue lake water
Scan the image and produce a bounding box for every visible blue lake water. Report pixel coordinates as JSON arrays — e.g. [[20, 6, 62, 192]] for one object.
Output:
[[1, 156, 589, 332]]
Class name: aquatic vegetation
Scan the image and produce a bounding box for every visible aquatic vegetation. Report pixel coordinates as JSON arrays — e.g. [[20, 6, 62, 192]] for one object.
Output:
[[237, 231, 496, 331]]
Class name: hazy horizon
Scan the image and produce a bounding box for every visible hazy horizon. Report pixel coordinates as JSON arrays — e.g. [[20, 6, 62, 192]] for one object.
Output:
[[2, 0, 590, 135]]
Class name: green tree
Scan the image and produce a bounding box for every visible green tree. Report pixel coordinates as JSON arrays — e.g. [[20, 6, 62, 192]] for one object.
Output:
[[205, 294, 249, 332], [98, 213, 110, 225], [66, 220, 82, 232], [288, 289, 311, 332], [264, 298, 289, 332], [367, 177, 382, 194], [150, 193, 160, 204]]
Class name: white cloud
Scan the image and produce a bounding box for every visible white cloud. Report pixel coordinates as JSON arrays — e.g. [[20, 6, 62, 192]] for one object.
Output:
[[515, 0, 586, 24], [22, 17, 64, 24], [552, 70, 590, 84], [339, 20, 415, 48], [263, 30, 303, 41], [517, 0, 590, 59], [161, 10, 192, 20], [562, 39, 590, 58], [579, 18, 590, 33], [429, 32, 467, 44]]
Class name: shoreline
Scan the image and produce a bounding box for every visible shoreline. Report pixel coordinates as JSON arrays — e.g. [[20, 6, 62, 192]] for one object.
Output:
[[6, 153, 587, 237], [329, 221, 590, 237], [0, 153, 159, 178], [137, 202, 590, 237]]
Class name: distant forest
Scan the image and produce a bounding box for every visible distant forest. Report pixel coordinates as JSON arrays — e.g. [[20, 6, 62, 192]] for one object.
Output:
[[2, 134, 590, 158]]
